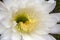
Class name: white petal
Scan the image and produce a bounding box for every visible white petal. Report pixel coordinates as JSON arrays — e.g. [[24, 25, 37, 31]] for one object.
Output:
[[32, 14, 56, 35], [0, 2, 8, 11], [30, 34, 46, 40], [22, 34, 45, 40], [1, 29, 12, 40], [41, 34, 56, 40], [0, 12, 12, 28], [0, 2, 9, 21], [0, 16, 12, 28], [50, 13, 60, 22], [0, 24, 6, 34], [0, 13, 6, 21], [3, 0, 21, 12], [22, 35, 31, 40], [30, 33, 56, 40], [0, 11, 9, 22], [22, 32, 56, 40], [22, 34, 43, 40], [44, 0, 56, 12], [49, 24, 60, 34], [11, 32, 21, 40], [18, 0, 28, 8]]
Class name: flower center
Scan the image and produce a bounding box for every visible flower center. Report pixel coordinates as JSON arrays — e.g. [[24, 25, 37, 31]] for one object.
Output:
[[13, 9, 36, 34], [15, 14, 28, 23]]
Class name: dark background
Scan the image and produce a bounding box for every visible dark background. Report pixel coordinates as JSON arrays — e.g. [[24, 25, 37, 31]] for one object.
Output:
[[0, 0, 60, 40]]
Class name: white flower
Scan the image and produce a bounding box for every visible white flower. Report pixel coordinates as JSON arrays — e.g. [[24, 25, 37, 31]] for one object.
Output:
[[0, 0, 60, 40]]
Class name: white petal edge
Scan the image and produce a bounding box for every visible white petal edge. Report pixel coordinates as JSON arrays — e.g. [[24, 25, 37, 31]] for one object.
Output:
[[49, 24, 60, 34], [50, 13, 60, 22]]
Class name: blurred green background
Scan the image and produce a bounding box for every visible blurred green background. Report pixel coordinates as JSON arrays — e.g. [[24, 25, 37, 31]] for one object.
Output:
[[0, 0, 60, 40]]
